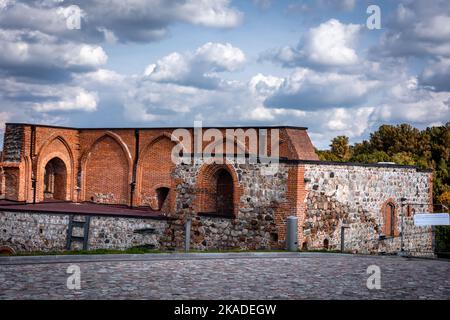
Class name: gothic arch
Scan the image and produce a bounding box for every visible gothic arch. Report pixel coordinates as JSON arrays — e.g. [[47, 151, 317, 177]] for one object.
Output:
[[81, 132, 132, 204], [36, 136, 74, 202], [195, 163, 241, 218], [136, 133, 176, 210], [42, 157, 68, 201], [381, 198, 399, 237]]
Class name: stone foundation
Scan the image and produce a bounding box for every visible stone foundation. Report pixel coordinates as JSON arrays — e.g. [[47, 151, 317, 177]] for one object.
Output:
[[0, 211, 168, 252]]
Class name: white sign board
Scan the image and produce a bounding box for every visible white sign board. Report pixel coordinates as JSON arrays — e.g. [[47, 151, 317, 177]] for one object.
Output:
[[414, 213, 450, 226]]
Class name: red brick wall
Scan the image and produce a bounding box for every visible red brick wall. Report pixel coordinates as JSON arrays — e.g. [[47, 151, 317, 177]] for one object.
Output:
[[1, 124, 318, 208], [274, 164, 307, 247], [137, 135, 176, 210], [84, 135, 130, 204]]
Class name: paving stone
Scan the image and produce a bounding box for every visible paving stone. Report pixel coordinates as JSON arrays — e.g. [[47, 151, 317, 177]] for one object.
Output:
[[0, 254, 449, 299]]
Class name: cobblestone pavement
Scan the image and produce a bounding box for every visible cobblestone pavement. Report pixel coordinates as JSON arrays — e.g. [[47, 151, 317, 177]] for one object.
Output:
[[0, 253, 449, 299]]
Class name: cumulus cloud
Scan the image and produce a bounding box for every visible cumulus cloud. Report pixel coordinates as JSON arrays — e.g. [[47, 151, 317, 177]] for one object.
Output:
[[326, 107, 374, 135], [262, 19, 362, 70], [248, 73, 283, 98], [72, 69, 124, 86], [264, 68, 378, 110], [378, 1, 450, 58], [419, 58, 450, 92], [144, 42, 246, 89], [0, 0, 243, 43], [33, 88, 98, 112], [371, 77, 450, 124], [0, 29, 107, 82]]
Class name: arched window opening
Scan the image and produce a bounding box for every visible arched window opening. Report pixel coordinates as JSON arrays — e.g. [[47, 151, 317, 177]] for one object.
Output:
[[43, 157, 67, 201], [0, 245, 15, 256], [406, 205, 415, 218], [384, 202, 396, 237], [216, 169, 234, 216], [323, 239, 329, 250], [156, 187, 170, 211], [197, 165, 236, 218]]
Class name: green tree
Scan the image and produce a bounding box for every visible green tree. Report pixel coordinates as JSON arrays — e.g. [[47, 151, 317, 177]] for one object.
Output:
[[330, 135, 351, 161]]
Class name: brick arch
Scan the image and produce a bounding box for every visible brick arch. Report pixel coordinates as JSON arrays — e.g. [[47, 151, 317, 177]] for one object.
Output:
[[136, 134, 176, 211], [36, 136, 75, 202], [381, 198, 399, 237], [0, 245, 15, 255], [81, 132, 132, 205], [195, 163, 241, 218]]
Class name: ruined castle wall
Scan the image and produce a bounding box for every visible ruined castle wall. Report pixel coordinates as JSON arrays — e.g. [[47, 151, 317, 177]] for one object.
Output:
[[303, 163, 433, 256], [167, 161, 291, 250], [0, 211, 168, 252]]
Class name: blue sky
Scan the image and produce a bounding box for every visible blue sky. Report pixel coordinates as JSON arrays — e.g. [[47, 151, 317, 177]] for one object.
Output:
[[0, 0, 449, 148]]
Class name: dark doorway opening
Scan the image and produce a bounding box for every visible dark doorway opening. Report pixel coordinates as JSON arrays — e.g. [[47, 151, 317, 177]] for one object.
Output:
[[156, 187, 170, 211], [43, 157, 67, 201], [216, 169, 234, 216], [323, 238, 329, 250]]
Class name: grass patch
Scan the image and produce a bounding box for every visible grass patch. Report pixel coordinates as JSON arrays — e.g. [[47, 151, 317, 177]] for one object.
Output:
[[11, 248, 295, 256], [6, 247, 349, 257], [13, 247, 166, 256]]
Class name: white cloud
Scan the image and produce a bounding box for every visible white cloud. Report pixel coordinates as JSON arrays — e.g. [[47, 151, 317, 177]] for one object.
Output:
[[65, 45, 108, 68], [176, 0, 243, 28], [73, 69, 124, 85], [326, 107, 374, 135], [144, 42, 246, 89], [0, 30, 107, 80], [33, 88, 98, 112], [195, 42, 246, 72], [379, 1, 450, 58], [305, 19, 361, 67], [265, 68, 378, 110], [249, 73, 283, 98], [371, 77, 450, 123], [262, 19, 362, 69], [419, 58, 450, 91], [0, 0, 243, 43]]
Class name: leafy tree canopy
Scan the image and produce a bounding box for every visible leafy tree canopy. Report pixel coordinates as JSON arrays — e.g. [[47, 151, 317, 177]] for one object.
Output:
[[318, 123, 450, 203]]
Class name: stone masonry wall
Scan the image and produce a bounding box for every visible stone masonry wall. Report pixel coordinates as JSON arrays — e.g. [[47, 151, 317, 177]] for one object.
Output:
[[0, 211, 168, 253], [303, 164, 433, 256], [165, 161, 290, 250]]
